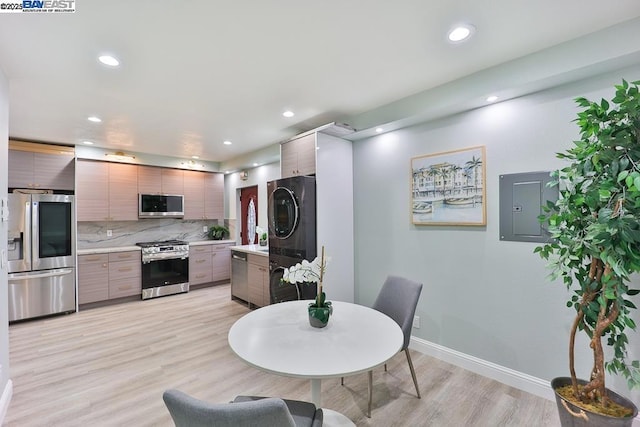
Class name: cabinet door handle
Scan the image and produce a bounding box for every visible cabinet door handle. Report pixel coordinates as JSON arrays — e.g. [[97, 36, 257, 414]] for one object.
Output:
[[118, 285, 132, 291], [118, 267, 133, 272], [196, 259, 206, 264], [86, 256, 101, 262], [196, 274, 206, 279]]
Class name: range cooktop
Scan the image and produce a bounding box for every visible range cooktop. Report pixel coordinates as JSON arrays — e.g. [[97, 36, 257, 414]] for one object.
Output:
[[135, 240, 188, 248]]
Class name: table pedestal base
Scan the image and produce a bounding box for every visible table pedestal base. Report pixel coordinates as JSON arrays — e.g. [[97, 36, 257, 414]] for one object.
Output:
[[323, 409, 355, 427]]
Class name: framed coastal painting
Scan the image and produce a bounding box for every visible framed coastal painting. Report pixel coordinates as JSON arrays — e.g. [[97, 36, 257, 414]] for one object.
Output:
[[410, 145, 486, 226]]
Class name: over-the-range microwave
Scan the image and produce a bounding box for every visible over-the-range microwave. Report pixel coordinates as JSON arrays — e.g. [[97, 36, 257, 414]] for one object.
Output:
[[139, 194, 184, 218]]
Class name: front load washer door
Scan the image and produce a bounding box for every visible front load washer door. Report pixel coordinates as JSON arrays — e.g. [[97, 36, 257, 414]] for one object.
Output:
[[268, 187, 299, 239]]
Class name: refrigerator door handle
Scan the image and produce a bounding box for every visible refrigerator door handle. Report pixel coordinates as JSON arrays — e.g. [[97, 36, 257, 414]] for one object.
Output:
[[8, 268, 74, 281], [24, 199, 32, 271]]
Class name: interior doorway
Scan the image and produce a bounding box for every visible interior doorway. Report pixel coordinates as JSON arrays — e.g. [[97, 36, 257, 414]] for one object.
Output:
[[240, 185, 258, 245]]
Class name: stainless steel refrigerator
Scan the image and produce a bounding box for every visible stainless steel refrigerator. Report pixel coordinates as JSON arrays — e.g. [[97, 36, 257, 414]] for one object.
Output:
[[7, 192, 76, 322]]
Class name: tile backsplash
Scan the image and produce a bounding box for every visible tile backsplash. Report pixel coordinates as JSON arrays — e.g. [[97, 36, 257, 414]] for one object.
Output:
[[77, 219, 233, 249]]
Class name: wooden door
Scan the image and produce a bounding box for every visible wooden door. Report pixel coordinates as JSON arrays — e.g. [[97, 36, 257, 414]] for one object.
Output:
[[240, 185, 258, 245]]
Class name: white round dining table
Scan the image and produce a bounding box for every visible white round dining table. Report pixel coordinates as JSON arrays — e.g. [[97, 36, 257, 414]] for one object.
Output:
[[228, 300, 403, 426]]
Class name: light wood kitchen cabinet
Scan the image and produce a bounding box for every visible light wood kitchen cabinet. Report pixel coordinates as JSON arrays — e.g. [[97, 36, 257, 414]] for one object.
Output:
[[211, 243, 231, 282], [78, 254, 109, 304], [108, 251, 141, 299], [108, 163, 138, 221], [183, 171, 205, 220], [161, 168, 184, 194], [76, 160, 109, 221], [183, 171, 224, 220], [8, 148, 75, 191], [76, 160, 137, 221], [189, 242, 232, 286], [137, 165, 162, 194], [78, 251, 141, 305], [138, 165, 184, 195], [189, 245, 213, 285], [248, 254, 269, 307], [204, 172, 224, 220], [280, 133, 316, 178]]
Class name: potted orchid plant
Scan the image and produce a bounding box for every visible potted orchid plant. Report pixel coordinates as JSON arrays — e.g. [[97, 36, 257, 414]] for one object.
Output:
[[256, 226, 267, 246], [282, 246, 331, 328]]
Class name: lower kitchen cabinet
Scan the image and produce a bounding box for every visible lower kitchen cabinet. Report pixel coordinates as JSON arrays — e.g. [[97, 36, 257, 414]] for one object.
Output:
[[247, 254, 269, 308], [189, 243, 232, 286], [78, 254, 109, 304], [189, 245, 214, 285], [211, 244, 231, 281], [107, 251, 141, 298], [78, 250, 141, 305]]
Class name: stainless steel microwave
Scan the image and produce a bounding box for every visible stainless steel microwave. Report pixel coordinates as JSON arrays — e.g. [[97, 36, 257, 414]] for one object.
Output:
[[139, 194, 184, 218]]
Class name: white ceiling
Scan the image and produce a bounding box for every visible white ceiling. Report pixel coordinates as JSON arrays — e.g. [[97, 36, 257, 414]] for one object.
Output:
[[1, 1, 640, 168]]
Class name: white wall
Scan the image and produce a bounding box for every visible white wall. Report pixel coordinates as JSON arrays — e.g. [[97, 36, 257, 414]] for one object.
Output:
[[0, 67, 12, 423], [224, 162, 280, 241], [352, 66, 640, 407]]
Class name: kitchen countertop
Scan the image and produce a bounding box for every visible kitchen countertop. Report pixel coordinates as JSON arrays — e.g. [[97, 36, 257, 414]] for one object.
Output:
[[77, 246, 141, 255], [230, 244, 269, 257], [78, 240, 237, 255], [189, 239, 236, 246]]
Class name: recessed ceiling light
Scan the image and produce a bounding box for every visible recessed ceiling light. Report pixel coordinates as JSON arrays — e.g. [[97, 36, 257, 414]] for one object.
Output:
[[447, 24, 475, 43], [282, 110, 294, 118], [191, 155, 199, 159], [225, 171, 230, 174], [81, 141, 94, 145], [486, 95, 499, 103], [98, 55, 120, 67], [87, 116, 102, 123], [375, 127, 383, 133], [223, 140, 232, 145], [253, 163, 259, 167]]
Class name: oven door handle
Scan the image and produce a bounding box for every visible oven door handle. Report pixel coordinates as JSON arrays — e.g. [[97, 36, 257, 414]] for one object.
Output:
[[142, 254, 188, 263]]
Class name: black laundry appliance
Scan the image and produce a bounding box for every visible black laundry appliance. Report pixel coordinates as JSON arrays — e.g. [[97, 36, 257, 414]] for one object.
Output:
[[269, 254, 318, 304], [267, 175, 316, 261], [267, 175, 317, 304]]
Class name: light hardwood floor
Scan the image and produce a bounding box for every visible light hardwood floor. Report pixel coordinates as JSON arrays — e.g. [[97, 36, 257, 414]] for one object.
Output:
[[5, 284, 560, 426]]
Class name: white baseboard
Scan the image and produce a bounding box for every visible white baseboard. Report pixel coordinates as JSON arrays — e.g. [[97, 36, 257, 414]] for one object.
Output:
[[0, 379, 13, 425], [409, 337, 640, 427]]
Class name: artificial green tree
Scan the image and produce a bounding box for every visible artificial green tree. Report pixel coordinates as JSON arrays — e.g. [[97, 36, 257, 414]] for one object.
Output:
[[536, 80, 640, 416]]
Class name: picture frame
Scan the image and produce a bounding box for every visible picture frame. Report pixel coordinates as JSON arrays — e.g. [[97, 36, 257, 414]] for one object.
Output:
[[410, 145, 486, 226]]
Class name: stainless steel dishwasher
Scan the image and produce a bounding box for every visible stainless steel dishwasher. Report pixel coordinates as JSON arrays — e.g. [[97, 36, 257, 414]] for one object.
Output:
[[231, 251, 249, 303]]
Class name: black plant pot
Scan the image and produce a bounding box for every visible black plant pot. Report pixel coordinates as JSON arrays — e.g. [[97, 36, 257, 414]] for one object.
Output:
[[308, 302, 332, 328], [552, 377, 638, 427]]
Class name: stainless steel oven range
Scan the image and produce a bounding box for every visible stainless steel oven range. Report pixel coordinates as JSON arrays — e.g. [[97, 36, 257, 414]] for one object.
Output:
[[136, 240, 189, 299]]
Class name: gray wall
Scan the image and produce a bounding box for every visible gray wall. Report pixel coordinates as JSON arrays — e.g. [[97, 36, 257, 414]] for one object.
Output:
[[353, 66, 640, 405], [0, 67, 10, 417]]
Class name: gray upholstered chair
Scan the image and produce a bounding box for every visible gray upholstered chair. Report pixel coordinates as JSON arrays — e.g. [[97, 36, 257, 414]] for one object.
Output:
[[163, 389, 323, 427], [343, 275, 423, 417]]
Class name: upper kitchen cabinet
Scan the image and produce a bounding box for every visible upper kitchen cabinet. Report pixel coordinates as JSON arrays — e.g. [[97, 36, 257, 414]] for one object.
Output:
[[183, 170, 224, 220], [204, 172, 224, 220], [280, 133, 316, 178], [76, 160, 138, 221], [138, 165, 184, 195], [8, 140, 75, 191]]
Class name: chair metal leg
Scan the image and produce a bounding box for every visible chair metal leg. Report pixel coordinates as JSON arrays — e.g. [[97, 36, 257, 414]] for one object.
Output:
[[340, 376, 344, 386], [404, 348, 421, 399], [367, 370, 373, 418]]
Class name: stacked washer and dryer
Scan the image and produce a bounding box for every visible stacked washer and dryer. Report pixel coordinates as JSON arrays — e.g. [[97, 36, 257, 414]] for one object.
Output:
[[267, 175, 318, 303]]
